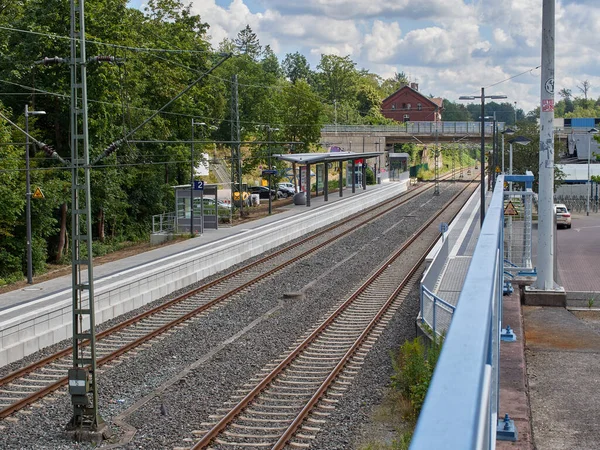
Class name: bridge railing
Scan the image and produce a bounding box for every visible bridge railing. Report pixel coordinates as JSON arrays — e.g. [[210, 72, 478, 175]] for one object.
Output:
[[411, 175, 505, 449], [321, 121, 505, 135]]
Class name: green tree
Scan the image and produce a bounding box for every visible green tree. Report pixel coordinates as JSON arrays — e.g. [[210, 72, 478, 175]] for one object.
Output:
[[380, 71, 409, 97], [282, 52, 311, 84], [315, 54, 358, 104], [508, 121, 564, 192], [234, 24, 262, 60], [279, 79, 324, 153], [441, 100, 471, 121], [261, 45, 282, 78], [356, 83, 381, 117]]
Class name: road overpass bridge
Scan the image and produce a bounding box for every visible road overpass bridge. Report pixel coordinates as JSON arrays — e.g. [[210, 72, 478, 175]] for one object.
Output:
[[321, 121, 505, 169], [320, 121, 505, 149]]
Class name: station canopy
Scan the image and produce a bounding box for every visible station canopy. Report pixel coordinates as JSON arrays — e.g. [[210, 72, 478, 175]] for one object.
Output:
[[272, 151, 383, 165]]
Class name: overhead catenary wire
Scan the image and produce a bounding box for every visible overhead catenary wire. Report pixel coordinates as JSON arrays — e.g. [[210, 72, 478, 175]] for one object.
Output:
[[0, 156, 246, 173], [0, 77, 333, 128], [0, 25, 215, 54], [485, 65, 542, 89], [0, 110, 67, 164], [0, 76, 522, 132], [92, 52, 233, 165]]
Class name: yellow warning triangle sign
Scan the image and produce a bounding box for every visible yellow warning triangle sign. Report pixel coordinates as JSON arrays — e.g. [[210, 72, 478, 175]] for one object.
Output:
[[32, 186, 44, 199], [504, 200, 518, 216]]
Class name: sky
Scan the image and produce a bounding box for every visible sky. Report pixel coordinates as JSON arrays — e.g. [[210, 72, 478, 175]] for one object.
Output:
[[128, 0, 600, 114]]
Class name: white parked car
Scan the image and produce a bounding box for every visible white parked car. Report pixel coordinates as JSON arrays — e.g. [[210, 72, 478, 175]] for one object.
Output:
[[278, 182, 298, 193], [554, 203, 571, 229]]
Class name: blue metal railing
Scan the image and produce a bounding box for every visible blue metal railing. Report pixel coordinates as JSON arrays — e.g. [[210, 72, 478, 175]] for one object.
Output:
[[411, 175, 505, 449]]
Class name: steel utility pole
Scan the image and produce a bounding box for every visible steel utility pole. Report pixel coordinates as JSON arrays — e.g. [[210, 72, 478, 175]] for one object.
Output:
[[533, 0, 558, 291], [459, 90, 506, 225], [231, 74, 243, 216], [66, 0, 104, 436], [24, 106, 46, 284], [434, 113, 440, 195]]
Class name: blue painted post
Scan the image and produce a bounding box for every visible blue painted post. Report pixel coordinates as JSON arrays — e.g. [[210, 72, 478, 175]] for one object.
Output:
[[432, 297, 437, 337]]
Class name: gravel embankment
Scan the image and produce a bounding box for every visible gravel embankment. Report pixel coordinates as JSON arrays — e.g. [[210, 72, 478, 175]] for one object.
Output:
[[0, 183, 465, 449]]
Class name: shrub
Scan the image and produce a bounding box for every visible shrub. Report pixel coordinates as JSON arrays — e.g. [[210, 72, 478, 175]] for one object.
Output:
[[391, 336, 443, 422], [416, 167, 434, 181]]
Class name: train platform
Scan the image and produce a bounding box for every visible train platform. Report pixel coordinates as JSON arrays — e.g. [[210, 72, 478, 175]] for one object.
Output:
[[428, 202, 600, 449], [0, 179, 409, 367]]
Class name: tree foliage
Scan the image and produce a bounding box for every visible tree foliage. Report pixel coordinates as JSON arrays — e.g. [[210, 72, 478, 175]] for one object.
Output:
[[282, 52, 311, 84], [234, 24, 262, 60], [0, 0, 563, 284]]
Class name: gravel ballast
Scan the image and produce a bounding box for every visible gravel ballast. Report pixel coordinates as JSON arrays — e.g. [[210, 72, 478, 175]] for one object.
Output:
[[0, 183, 469, 449]]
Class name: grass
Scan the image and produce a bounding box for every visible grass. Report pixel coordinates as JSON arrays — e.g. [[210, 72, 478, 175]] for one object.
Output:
[[358, 336, 443, 450]]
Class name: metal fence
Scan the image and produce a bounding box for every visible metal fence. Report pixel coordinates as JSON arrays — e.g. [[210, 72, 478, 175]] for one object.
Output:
[[503, 190, 534, 273], [420, 236, 455, 337], [412, 176, 505, 449], [152, 212, 176, 234], [554, 194, 599, 214], [321, 121, 504, 135]]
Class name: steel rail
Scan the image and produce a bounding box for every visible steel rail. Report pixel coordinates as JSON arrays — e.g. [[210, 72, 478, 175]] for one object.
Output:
[[0, 174, 446, 387], [192, 178, 477, 449], [272, 250, 426, 449], [0, 170, 474, 419]]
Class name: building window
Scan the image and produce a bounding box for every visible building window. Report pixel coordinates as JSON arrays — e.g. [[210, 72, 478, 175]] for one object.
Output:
[[402, 103, 406, 109], [417, 103, 422, 111], [407, 103, 411, 110], [404, 114, 410, 122], [391, 102, 396, 110]]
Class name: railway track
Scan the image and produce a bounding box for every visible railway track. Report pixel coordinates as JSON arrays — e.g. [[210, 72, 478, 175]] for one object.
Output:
[[186, 177, 476, 449], [0, 173, 476, 420]]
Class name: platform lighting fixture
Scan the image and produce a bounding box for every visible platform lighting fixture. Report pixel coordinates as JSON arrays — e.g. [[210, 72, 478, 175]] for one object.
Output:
[[501, 127, 516, 174], [587, 127, 599, 216], [507, 136, 532, 191], [459, 89, 507, 226], [24, 106, 46, 284], [266, 126, 280, 215]]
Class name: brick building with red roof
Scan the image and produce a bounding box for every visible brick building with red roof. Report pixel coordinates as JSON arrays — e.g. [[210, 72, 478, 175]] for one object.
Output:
[[381, 83, 444, 123]]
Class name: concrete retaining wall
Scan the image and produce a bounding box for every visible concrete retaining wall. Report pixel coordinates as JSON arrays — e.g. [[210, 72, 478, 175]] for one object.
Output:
[[0, 183, 407, 367]]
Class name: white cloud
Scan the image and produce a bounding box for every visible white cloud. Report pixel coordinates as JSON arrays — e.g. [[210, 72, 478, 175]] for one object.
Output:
[[363, 20, 402, 63], [185, 0, 600, 114]]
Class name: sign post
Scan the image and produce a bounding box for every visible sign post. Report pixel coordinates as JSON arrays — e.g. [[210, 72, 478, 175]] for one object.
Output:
[[193, 181, 204, 234]]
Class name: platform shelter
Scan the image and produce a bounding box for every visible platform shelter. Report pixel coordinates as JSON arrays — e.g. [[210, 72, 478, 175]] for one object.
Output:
[[273, 151, 382, 206]]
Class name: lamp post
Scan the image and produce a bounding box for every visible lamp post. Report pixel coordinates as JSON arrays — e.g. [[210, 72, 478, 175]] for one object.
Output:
[[587, 127, 599, 216], [501, 128, 516, 174], [374, 141, 380, 177], [266, 126, 279, 215], [24, 105, 46, 284], [492, 114, 497, 188], [507, 135, 532, 189], [459, 89, 507, 226], [505, 135, 532, 265], [478, 115, 497, 190], [190, 119, 199, 236]]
